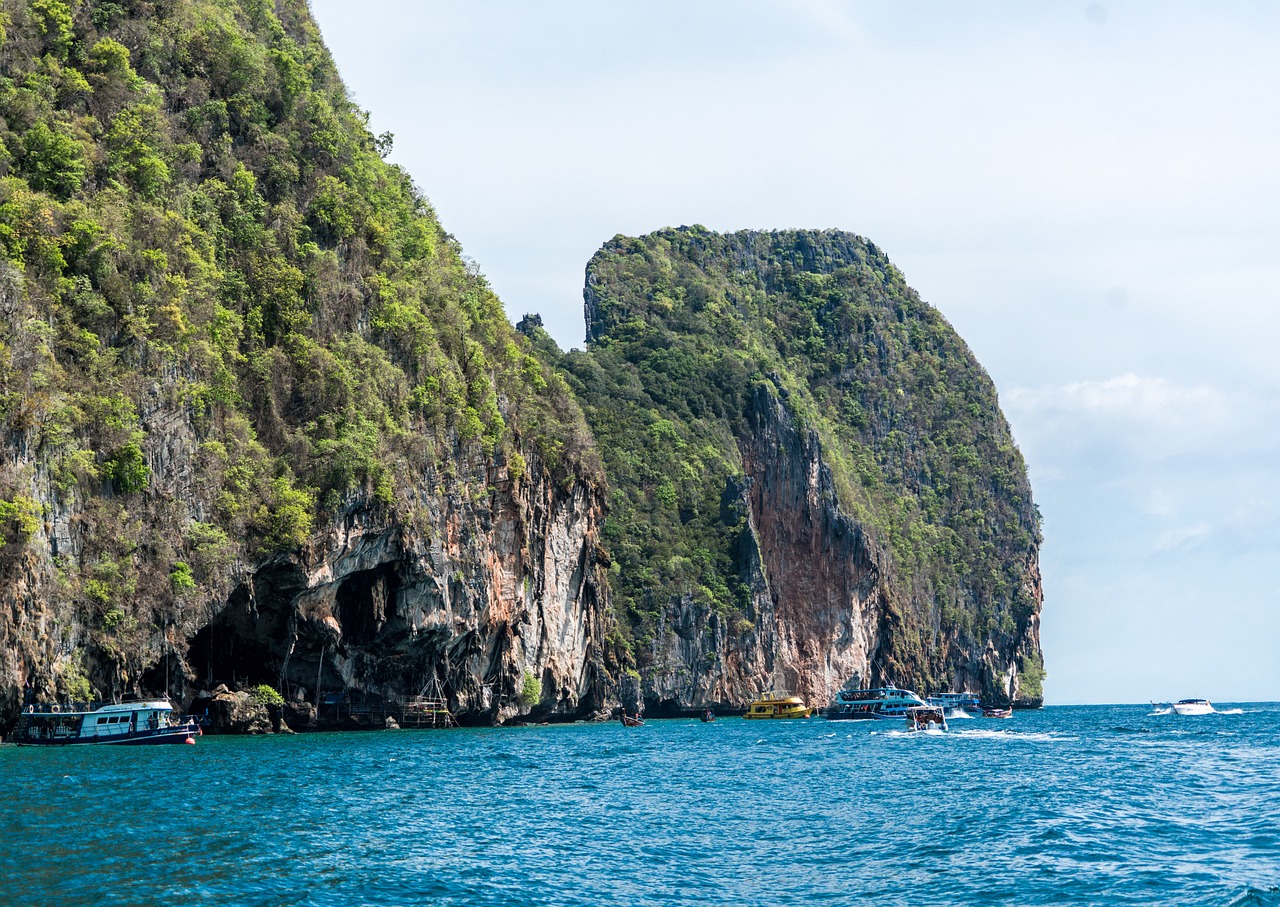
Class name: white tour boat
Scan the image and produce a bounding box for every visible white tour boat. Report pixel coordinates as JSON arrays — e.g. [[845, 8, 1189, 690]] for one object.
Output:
[[825, 685, 927, 720], [15, 700, 199, 746]]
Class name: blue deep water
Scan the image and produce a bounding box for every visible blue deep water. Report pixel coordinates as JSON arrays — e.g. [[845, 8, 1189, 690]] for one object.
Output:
[[2, 704, 1279, 906]]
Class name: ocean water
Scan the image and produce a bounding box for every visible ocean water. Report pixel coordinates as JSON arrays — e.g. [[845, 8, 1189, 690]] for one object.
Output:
[[2, 704, 1278, 906]]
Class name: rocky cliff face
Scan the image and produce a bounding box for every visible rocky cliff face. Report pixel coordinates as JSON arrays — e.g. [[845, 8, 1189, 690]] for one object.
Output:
[[635, 385, 883, 710], [635, 381, 1042, 713], [0, 369, 612, 732], [191, 456, 610, 726], [555, 227, 1045, 712]]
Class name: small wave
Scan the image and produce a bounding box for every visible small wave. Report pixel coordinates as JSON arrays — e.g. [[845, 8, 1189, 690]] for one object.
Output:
[[1228, 886, 1280, 907], [1111, 726, 1152, 735]]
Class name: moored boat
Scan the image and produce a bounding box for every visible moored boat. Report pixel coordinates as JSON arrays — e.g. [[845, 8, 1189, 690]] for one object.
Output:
[[1171, 698, 1213, 716], [926, 691, 981, 718], [905, 706, 948, 732], [825, 685, 926, 720], [620, 712, 644, 727], [743, 691, 812, 719], [15, 700, 198, 746]]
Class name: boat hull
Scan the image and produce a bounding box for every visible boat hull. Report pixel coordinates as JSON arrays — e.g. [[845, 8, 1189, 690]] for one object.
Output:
[[743, 709, 812, 719]]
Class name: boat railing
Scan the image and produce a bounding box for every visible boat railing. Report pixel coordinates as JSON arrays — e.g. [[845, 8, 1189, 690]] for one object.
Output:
[[22, 700, 102, 714], [22, 700, 187, 715]]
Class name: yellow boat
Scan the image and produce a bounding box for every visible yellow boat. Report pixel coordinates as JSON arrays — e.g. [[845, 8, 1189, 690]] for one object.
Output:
[[743, 690, 813, 719]]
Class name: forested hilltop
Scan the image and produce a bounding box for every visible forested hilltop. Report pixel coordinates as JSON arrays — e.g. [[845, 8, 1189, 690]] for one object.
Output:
[[0, 0, 606, 729], [530, 227, 1044, 710]]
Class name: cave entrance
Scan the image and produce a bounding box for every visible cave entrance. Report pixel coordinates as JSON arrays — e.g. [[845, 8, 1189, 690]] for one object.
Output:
[[187, 561, 308, 691]]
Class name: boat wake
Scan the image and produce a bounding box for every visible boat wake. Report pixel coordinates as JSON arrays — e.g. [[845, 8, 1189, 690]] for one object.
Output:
[[1218, 707, 1244, 715], [1148, 706, 1173, 716], [950, 728, 1078, 743], [881, 729, 945, 738]]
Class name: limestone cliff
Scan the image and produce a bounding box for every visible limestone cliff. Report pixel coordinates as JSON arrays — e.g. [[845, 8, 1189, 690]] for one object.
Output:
[[550, 227, 1044, 712], [190, 456, 610, 725], [0, 0, 610, 732]]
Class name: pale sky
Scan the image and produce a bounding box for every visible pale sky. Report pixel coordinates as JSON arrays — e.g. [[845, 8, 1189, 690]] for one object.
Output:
[[309, 1, 1280, 704]]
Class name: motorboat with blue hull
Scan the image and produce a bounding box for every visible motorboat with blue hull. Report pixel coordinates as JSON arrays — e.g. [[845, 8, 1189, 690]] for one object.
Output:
[[825, 685, 926, 720], [15, 700, 199, 746], [926, 692, 982, 718]]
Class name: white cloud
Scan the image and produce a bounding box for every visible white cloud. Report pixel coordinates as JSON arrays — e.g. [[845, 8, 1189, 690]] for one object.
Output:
[[1006, 373, 1219, 421], [1003, 373, 1269, 467]]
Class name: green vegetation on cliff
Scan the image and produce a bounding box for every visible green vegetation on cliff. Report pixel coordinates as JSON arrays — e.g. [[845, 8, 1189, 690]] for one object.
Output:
[[0, 0, 594, 697], [532, 227, 1041, 687]]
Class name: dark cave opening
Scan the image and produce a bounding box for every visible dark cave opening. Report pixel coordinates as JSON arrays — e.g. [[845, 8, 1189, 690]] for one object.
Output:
[[187, 561, 308, 691], [335, 566, 401, 647]]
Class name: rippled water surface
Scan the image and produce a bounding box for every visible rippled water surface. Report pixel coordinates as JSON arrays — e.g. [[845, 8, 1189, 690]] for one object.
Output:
[[3, 704, 1279, 905]]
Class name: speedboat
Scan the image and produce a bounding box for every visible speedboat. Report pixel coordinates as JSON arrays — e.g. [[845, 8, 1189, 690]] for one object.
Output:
[[905, 706, 948, 732], [926, 691, 981, 718], [982, 707, 1013, 719], [825, 685, 926, 720], [15, 700, 199, 746], [743, 691, 813, 719], [1171, 698, 1214, 716]]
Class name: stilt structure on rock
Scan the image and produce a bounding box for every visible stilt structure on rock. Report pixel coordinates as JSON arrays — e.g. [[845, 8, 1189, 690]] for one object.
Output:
[[400, 677, 457, 729]]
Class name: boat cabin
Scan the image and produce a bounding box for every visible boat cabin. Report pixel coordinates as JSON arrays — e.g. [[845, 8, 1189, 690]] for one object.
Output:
[[744, 691, 813, 719]]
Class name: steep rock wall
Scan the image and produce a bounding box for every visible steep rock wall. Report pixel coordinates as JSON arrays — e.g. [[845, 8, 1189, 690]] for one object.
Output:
[[641, 383, 1042, 712], [557, 227, 1045, 713], [194, 457, 610, 725], [0, 413, 612, 731]]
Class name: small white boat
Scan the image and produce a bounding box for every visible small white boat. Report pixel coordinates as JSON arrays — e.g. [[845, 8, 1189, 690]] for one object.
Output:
[[905, 706, 948, 732], [1171, 698, 1213, 716]]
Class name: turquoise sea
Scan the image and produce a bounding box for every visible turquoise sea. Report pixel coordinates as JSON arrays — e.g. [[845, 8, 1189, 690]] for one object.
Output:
[[3, 704, 1278, 906]]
